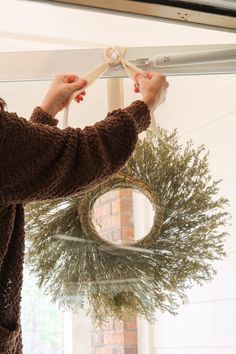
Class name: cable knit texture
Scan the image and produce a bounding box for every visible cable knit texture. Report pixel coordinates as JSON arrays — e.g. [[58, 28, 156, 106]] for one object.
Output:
[[0, 100, 150, 353]]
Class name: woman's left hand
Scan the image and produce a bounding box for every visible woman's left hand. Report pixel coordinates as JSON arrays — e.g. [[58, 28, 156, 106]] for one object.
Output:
[[40, 74, 87, 118]]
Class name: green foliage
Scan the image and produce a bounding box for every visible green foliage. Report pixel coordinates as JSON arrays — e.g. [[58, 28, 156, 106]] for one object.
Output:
[[25, 128, 230, 325]]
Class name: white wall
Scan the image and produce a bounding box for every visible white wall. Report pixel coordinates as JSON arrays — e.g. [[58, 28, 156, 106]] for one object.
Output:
[[134, 74, 236, 354]]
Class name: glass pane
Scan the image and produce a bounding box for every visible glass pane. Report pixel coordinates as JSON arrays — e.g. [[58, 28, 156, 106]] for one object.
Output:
[[1, 73, 235, 353], [180, 0, 236, 11], [22, 270, 63, 353], [148, 73, 236, 354]]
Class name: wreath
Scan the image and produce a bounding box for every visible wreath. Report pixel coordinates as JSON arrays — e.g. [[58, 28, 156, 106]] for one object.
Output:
[[25, 129, 229, 325]]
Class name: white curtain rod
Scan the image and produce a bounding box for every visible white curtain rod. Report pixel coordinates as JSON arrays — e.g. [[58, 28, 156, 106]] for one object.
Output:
[[0, 44, 236, 81]]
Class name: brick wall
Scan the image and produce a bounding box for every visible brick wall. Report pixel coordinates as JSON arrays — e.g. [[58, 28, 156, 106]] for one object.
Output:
[[92, 189, 138, 354]]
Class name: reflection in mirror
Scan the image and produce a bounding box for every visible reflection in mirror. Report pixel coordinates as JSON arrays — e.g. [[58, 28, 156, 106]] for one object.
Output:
[[92, 188, 155, 245]]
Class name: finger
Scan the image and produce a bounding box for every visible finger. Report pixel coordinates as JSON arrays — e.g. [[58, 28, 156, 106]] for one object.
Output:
[[134, 72, 146, 83], [81, 90, 86, 95], [133, 80, 140, 92], [75, 94, 84, 101], [75, 95, 83, 101], [70, 79, 87, 92], [134, 72, 151, 87], [68, 75, 79, 83], [75, 97, 82, 103], [63, 74, 79, 83], [146, 72, 153, 79]]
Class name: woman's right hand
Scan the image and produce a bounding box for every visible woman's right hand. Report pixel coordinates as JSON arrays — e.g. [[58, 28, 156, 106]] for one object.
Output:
[[40, 74, 87, 118], [134, 72, 169, 112]]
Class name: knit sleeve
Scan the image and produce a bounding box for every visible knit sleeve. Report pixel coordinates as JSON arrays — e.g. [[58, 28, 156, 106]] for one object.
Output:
[[0, 101, 150, 205], [29, 106, 59, 126]]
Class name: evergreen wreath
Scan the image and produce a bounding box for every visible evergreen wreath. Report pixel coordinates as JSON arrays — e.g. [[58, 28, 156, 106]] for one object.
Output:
[[25, 129, 230, 325]]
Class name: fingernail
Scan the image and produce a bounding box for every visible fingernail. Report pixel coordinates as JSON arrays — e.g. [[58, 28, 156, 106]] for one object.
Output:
[[134, 73, 142, 81]]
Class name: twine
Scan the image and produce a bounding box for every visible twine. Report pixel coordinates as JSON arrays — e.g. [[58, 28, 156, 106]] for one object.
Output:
[[63, 46, 160, 138]]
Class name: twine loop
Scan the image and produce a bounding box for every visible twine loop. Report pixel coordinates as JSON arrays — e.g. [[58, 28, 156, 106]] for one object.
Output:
[[104, 47, 127, 68], [63, 46, 160, 139]]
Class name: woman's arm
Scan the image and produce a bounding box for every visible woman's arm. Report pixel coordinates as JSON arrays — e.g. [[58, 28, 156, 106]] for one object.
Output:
[[0, 101, 150, 205], [29, 106, 59, 127]]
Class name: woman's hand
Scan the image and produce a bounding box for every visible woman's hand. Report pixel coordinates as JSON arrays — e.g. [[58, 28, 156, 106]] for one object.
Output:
[[40, 74, 87, 118], [134, 72, 169, 112]]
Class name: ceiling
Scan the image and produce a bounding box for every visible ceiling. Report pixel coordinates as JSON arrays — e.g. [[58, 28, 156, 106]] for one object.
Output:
[[0, 0, 236, 53]]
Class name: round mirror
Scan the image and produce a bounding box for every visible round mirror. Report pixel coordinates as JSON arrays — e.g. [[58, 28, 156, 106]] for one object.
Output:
[[92, 188, 155, 245]]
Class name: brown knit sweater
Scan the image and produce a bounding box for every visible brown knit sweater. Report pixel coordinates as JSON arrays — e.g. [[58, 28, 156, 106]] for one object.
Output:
[[0, 100, 150, 353]]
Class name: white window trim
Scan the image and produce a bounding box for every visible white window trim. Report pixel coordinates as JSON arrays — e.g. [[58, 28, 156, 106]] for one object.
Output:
[[0, 44, 236, 82]]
